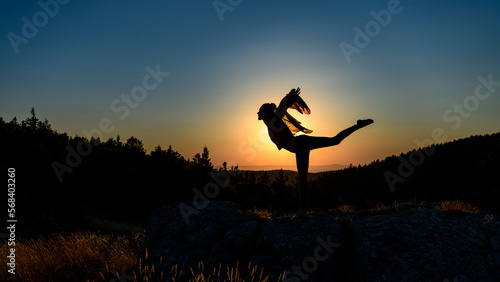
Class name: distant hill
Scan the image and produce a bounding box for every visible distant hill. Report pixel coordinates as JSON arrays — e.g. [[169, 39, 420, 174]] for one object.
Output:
[[1, 110, 499, 235], [306, 132, 500, 212], [238, 164, 348, 173], [229, 132, 499, 213]]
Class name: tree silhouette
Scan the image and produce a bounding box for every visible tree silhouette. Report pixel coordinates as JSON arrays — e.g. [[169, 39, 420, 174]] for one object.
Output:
[[245, 171, 256, 186], [26, 107, 39, 129], [104, 137, 123, 150], [272, 169, 288, 188], [125, 136, 146, 154], [192, 146, 213, 171], [37, 118, 53, 133], [271, 169, 297, 210], [1, 108, 499, 235], [20, 107, 38, 129], [258, 171, 270, 187]]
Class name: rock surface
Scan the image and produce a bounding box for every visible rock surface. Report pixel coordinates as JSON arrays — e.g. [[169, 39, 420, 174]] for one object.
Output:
[[146, 201, 500, 281]]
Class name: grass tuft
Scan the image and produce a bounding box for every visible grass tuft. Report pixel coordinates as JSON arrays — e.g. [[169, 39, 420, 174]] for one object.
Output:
[[252, 207, 273, 220], [0, 231, 277, 281], [0, 231, 136, 282], [435, 200, 480, 214]]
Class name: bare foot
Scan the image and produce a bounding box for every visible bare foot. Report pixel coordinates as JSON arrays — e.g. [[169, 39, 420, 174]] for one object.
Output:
[[357, 119, 373, 128]]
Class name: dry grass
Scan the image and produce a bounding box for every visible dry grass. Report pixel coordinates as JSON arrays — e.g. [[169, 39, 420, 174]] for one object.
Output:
[[137, 259, 279, 282], [252, 208, 273, 220], [0, 231, 137, 282], [435, 200, 480, 214], [337, 204, 355, 213], [373, 202, 387, 211], [0, 231, 276, 282]]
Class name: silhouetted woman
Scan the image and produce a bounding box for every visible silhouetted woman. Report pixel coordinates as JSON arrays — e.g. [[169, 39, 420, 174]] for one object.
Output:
[[258, 88, 373, 215]]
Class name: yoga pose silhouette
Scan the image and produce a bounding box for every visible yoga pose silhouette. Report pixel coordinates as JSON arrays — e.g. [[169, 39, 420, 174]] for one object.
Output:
[[258, 88, 373, 215]]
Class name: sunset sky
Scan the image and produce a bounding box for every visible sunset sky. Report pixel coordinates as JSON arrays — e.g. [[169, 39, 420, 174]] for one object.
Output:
[[1, 1, 500, 169]]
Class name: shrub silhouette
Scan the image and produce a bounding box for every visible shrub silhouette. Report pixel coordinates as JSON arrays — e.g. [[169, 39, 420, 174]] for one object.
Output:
[[1, 109, 499, 235]]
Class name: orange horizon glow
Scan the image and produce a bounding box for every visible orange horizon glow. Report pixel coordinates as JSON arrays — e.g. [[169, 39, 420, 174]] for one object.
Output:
[[2, 1, 500, 172]]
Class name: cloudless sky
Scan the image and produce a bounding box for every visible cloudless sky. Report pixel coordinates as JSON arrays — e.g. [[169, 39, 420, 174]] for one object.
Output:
[[1, 0, 500, 169]]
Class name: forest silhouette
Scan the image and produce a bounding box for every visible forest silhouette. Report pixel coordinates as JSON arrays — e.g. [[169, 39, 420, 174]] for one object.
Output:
[[1, 108, 499, 236]]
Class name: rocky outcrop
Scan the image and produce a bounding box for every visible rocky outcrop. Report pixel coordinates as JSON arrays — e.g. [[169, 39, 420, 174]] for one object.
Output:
[[146, 201, 500, 281], [352, 207, 499, 281]]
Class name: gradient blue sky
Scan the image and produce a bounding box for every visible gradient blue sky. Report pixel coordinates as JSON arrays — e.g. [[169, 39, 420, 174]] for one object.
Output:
[[1, 0, 500, 168]]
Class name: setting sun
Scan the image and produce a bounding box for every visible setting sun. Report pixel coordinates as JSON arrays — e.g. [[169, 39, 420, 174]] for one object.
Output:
[[2, 1, 500, 280]]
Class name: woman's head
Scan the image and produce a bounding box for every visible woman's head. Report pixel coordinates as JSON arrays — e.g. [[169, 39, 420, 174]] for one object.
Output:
[[257, 103, 276, 120]]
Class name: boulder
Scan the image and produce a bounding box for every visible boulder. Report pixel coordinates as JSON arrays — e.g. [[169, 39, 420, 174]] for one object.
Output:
[[146, 201, 500, 281], [352, 207, 499, 281], [145, 202, 258, 275]]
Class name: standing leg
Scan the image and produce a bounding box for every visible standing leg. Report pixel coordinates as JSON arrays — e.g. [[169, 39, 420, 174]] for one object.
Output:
[[295, 149, 310, 210], [292, 119, 373, 212]]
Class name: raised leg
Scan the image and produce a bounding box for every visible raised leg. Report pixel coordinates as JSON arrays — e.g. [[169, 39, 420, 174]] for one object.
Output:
[[295, 122, 365, 152], [292, 119, 373, 211]]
